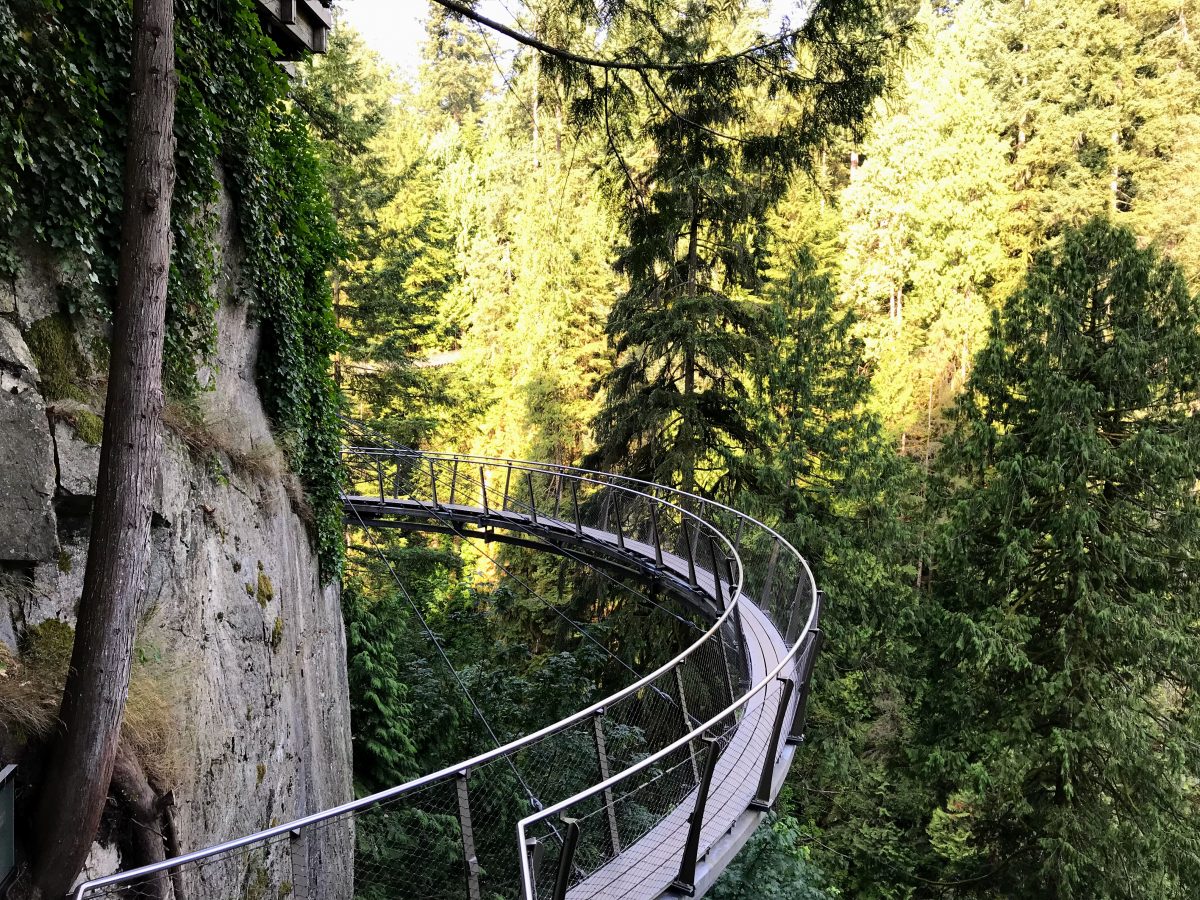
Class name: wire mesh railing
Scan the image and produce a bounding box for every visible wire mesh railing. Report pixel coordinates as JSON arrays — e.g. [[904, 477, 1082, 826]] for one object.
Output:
[[73, 431, 820, 900]]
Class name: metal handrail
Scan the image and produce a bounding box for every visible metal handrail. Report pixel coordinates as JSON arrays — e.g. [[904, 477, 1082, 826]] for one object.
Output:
[[517, 599, 817, 898], [74, 448, 770, 899]]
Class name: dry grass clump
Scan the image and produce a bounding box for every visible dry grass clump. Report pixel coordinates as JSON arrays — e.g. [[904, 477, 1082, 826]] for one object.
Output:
[[0, 619, 183, 788], [163, 400, 287, 482], [0, 634, 62, 739], [123, 647, 184, 790]]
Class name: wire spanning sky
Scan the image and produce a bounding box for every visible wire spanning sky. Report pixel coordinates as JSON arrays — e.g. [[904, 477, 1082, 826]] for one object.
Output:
[[338, 0, 805, 78]]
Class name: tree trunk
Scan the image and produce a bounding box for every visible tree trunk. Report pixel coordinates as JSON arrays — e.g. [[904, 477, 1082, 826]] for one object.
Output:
[[31, 0, 176, 895], [680, 189, 701, 496], [110, 745, 169, 900]]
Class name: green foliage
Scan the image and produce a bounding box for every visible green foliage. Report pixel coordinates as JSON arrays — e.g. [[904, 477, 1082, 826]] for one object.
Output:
[[0, 0, 343, 576], [450, 122, 618, 463], [983, 0, 1200, 268], [296, 27, 454, 449], [344, 577, 419, 794], [751, 193, 925, 896], [584, 0, 909, 495], [710, 812, 830, 900], [841, 1, 1017, 449], [24, 313, 90, 402], [923, 219, 1200, 898]]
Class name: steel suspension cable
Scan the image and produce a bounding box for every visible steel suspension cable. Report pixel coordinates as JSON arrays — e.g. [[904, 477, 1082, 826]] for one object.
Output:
[[443, 461, 705, 634], [346, 501, 545, 810]]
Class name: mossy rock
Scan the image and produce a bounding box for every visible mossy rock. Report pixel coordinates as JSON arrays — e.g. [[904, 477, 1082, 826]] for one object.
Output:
[[25, 313, 90, 402], [72, 409, 104, 445], [256, 568, 274, 608]]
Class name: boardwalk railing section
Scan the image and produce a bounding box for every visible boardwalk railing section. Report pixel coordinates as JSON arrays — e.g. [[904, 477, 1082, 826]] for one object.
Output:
[[72, 440, 821, 900]]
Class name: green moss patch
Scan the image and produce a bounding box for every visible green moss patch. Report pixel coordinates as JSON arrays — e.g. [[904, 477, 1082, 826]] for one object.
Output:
[[25, 314, 89, 402]]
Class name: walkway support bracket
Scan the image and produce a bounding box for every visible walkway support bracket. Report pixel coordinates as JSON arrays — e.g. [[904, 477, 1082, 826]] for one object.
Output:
[[552, 818, 581, 900], [788, 631, 824, 746], [749, 677, 794, 811], [455, 770, 482, 900], [670, 736, 721, 897]]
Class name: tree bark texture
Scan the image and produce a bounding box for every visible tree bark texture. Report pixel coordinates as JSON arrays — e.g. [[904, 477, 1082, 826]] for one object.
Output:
[[32, 0, 176, 895], [110, 745, 169, 900]]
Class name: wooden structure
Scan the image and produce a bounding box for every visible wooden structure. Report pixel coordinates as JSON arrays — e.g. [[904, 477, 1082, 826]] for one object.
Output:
[[255, 0, 333, 58]]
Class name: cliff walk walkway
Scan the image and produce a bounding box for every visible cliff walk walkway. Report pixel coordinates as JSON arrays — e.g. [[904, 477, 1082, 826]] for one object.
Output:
[[73, 425, 823, 900]]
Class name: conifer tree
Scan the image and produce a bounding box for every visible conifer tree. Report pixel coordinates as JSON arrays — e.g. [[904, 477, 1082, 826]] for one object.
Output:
[[584, 0, 908, 494], [923, 219, 1200, 898], [754, 194, 925, 895], [986, 0, 1200, 274], [297, 27, 456, 443], [841, 0, 1016, 448]]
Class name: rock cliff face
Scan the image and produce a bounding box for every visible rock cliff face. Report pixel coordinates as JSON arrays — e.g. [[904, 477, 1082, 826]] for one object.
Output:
[[0, 209, 352, 889]]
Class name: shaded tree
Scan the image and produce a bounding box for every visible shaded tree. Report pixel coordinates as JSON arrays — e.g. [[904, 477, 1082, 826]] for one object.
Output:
[[31, 0, 176, 895], [922, 219, 1200, 898]]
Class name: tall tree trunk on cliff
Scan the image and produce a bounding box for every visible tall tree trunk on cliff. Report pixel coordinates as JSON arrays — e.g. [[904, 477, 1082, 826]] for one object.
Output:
[[31, 0, 176, 895]]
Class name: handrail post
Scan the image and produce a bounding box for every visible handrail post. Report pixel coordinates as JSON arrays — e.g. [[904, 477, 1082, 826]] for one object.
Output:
[[670, 737, 721, 897], [612, 492, 625, 550], [733, 603, 749, 676], [570, 480, 582, 537], [681, 521, 698, 590], [592, 710, 622, 857], [649, 503, 665, 568], [455, 770, 482, 900], [788, 629, 824, 746], [718, 626, 735, 706], [480, 466, 489, 515], [551, 818, 580, 900], [526, 471, 538, 523], [706, 534, 725, 610], [784, 574, 810, 644], [749, 678, 795, 811], [429, 457, 439, 508], [503, 463, 512, 511], [524, 837, 544, 900], [449, 458, 459, 506], [553, 477, 563, 521], [674, 667, 701, 783], [376, 457, 385, 504]]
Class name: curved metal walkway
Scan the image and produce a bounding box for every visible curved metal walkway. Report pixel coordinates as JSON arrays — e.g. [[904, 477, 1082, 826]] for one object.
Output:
[[74, 435, 823, 900]]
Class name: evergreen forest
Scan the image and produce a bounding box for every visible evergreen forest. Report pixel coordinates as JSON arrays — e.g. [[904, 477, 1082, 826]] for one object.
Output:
[[2, 0, 1200, 898], [317, 2, 1200, 897]]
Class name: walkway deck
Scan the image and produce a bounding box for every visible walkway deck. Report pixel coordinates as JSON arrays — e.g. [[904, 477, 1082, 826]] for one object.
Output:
[[345, 492, 800, 899]]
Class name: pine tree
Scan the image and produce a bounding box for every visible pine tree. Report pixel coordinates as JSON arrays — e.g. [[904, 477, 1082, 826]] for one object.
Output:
[[986, 0, 1200, 276], [841, 0, 1017, 449], [922, 219, 1200, 898], [753, 193, 926, 896]]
